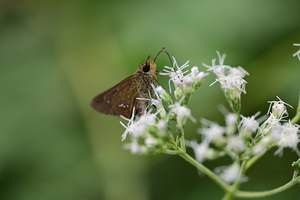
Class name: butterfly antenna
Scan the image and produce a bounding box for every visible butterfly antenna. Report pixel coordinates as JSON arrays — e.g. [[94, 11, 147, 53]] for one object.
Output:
[[163, 50, 173, 67], [153, 47, 165, 62], [154, 47, 173, 67]]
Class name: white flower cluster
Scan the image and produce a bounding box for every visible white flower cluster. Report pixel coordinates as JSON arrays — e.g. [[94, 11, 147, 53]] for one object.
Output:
[[120, 108, 167, 154], [118, 51, 300, 186], [187, 96, 299, 183], [120, 58, 206, 154], [160, 57, 207, 101], [254, 97, 300, 156], [203, 51, 248, 100]]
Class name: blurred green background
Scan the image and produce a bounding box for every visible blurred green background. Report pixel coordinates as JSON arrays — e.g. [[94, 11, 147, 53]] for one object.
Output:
[[1, 0, 300, 199]]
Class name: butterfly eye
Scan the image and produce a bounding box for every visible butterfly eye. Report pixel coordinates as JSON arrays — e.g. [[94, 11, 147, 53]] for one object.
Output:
[[142, 64, 150, 72]]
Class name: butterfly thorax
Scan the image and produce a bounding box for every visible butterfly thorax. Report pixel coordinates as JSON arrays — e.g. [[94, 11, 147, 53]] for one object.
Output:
[[134, 60, 157, 116]]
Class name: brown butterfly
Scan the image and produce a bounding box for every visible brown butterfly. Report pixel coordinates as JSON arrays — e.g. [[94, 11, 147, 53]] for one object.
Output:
[[91, 48, 166, 119]]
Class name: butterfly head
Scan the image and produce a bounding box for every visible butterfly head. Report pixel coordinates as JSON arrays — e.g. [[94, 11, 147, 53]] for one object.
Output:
[[136, 59, 157, 76]]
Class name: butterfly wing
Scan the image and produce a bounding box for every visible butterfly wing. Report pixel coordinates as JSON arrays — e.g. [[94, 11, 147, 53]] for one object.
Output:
[[91, 75, 140, 119]]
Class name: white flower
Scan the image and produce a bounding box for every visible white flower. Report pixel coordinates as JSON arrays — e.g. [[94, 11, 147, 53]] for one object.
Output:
[[215, 164, 246, 184], [155, 85, 166, 96], [187, 66, 207, 82], [198, 119, 226, 143], [203, 51, 230, 77], [130, 140, 143, 154], [145, 137, 157, 147], [213, 75, 247, 98], [253, 144, 265, 155], [191, 66, 199, 79], [123, 138, 145, 154], [120, 109, 157, 141], [226, 113, 237, 134], [188, 69, 208, 91], [204, 52, 248, 99], [228, 67, 249, 78], [186, 140, 213, 163], [155, 85, 173, 106], [132, 114, 155, 137], [226, 136, 246, 153], [226, 113, 237, 125], [293, 43, 300, 61], [275, 121, 300, 156], [183, 76, 193, 86], [120, 107, 136, 141], [269, 127, 281, 142], [253, 127, 281, 155], [160, 57, 189, 93], [169, 103, 196, 129], [157, 120, 167, 134], [260, 113, 281, 135], [168, 96, 196, 130], [267, 96, 292, 119], [293, 50, 300, 61], [240, 113, 260, 138], [196, 71, 206, 82], [183, 76, 193, 92]]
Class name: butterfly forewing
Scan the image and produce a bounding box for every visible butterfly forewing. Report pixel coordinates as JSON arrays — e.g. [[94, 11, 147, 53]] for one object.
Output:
[[91, 58, 158, 119], [91, 75, 140, 119]]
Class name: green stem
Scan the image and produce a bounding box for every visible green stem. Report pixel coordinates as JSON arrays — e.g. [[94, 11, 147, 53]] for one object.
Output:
[[179, 151, 232, 193], [222, 161, 247, 200], [292, 170, 299, 179], [245, 148, 268, 170], [291, 106, 300, 125], [180, 134, 186, 152], [164, 149, 181, 155], [291, 94, 300, 124], [234, 176, 300, 198], [179, 150, 300, 199]]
